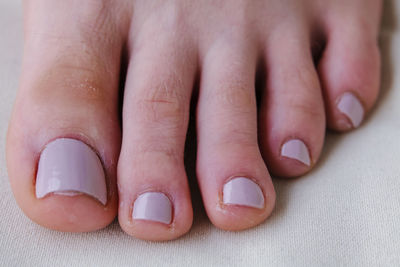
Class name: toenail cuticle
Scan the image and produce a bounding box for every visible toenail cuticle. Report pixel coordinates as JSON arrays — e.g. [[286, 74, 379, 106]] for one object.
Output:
[[132, 192, 172, 225], [281, 139, 311, 166], [35, 138, 107, 205], [222, 177, 264, 209], [337, 92, 364, 128]]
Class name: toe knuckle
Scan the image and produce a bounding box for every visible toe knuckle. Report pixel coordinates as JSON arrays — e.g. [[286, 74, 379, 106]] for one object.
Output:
[[218, 127, 258, 148], [289, 98, 324, 122], [134, 141, 181, 164], [293, 66, 319, 91], [137, 83, 187, 127], [213, 82, 255, 111]]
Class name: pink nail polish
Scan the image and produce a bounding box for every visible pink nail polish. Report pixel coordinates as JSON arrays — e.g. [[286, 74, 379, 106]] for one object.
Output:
[[281, 139, 311, 166], [36, 138, 107, 205], [337, 92, 364, 128], [132, 192, 172, 224], [223, 177, 264, 209]]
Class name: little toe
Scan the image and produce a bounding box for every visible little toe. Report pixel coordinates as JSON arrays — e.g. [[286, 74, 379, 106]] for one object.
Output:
[[196, 39, 275, 231], [318, 4, 382, 131], [117, 32, 196, 241], [259, 26, 325, 177], [7, 0, 126, 231]]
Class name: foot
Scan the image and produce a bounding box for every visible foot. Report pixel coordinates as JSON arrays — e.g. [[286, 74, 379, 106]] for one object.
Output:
[[7, 0, 382, 240]]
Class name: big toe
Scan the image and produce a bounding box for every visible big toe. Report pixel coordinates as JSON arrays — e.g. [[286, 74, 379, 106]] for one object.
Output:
[[7, 1, 126, 231]]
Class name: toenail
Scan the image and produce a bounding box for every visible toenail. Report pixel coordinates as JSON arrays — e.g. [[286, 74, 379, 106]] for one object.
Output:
[[35, 138, 107, 205], [281, 139, 311, 166], [337, 92, 364, 128], [222, 177, 264, 209], [132, 192, 172, 225]]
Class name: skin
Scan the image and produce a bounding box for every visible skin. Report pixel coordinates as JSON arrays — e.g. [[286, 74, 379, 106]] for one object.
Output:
[[7, 0, 382, 241]]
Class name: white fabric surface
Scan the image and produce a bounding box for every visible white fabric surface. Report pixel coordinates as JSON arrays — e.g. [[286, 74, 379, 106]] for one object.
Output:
[[1, 1, 399, 266]]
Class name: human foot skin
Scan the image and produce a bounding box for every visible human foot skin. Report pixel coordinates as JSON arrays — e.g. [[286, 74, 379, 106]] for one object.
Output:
[[7, 0, 382, 240]]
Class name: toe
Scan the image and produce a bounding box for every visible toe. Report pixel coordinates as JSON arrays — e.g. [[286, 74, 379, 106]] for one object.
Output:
[[6, 1, 125, 232], [117, 33, 196, 241], [318, 7, 381, 131], [196, 38, 275, 231], [259, 26, 325, 177]]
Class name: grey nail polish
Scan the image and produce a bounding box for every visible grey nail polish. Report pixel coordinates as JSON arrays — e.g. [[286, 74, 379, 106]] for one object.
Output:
[[337, 92, 364, 128], [223, 177, 264, 209], [132, 192, 172, 224], [36, 138, 107, 205], [281, 139, 311, 166]]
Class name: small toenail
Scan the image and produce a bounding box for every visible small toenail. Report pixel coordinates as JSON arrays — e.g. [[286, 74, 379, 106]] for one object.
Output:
[[281, 139, 311, 166], [222, 177, 264, 209], [35, 138, 107, 205], [337, 92, 364, 128], [132, 192, 172, 225]]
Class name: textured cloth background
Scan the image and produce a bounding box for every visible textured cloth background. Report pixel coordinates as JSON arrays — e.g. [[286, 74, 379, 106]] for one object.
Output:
[[1, 1, 399, 266]]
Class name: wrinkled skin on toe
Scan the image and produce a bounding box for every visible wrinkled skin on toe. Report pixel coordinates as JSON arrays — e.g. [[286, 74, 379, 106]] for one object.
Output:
[[7, 0, 381, 240]]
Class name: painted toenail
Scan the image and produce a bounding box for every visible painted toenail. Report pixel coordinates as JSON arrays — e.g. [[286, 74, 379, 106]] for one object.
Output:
[[132, 192, 172, 224], [337, 92, 364, 128], [281, 139, 311, 166], [36, 138, 107, 205], [222, 177, 264, 209]]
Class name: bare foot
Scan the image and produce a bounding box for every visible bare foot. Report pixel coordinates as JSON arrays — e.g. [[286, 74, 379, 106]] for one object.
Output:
[[7, 0, 382, 240]]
